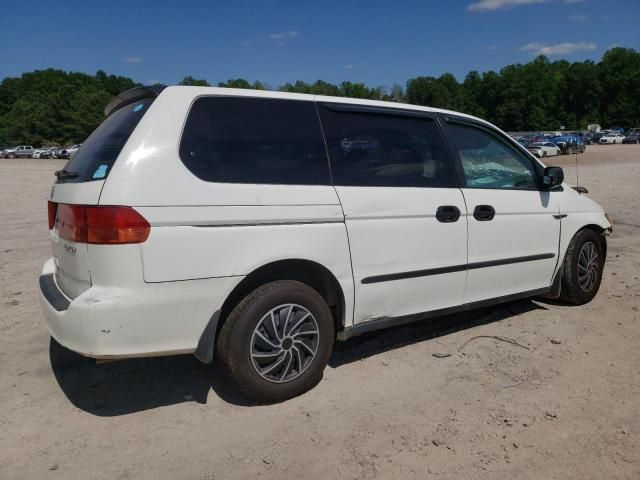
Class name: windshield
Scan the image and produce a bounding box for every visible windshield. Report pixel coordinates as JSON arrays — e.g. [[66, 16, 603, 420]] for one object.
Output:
[[58, 98, 154, 183]]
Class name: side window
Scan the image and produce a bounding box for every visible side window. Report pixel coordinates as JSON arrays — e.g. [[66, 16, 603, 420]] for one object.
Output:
[[318, 105, 456, 188], [179, 97, 330, 185], [446, 122, 539, 190]]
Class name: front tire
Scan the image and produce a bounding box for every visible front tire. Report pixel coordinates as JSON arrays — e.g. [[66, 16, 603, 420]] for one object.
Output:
[[560, 229, 605, 305], [217, 280, 334, 402]]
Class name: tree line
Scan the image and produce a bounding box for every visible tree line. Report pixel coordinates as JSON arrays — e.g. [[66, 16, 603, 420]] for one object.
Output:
[[0, 47, 638, 146]]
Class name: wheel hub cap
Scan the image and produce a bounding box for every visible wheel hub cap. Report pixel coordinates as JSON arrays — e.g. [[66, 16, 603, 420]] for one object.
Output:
[[577, 241, 599, 292], [250, 304, 319, 383]]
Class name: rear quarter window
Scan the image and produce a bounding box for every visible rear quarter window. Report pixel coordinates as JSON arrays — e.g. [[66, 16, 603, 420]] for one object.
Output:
[[179, 97, 331, 185], [58, 97, 154, 183]]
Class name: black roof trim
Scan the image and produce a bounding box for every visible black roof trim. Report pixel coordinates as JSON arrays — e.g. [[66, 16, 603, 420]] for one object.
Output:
[[104, 85, 166, 117], [320, 102, 433, 119]]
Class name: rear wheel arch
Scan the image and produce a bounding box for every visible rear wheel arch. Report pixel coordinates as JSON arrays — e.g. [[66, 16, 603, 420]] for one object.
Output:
[[195, 259, 346, 364]]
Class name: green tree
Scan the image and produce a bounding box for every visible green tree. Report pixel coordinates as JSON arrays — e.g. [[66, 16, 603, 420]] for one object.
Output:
[[1, 48, 639, 146], [217, 78, 252, 89], [598, 48, 640, 127], [178, 76, 211, 86]]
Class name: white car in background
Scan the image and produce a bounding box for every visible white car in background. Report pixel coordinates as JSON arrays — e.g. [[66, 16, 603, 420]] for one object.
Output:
[[32, 148, 47, 159], [527, 142, 561, 158], [39, 86, 612, 402], [65, 144, 82, 159], [33, 147, 56, 159], [599, 132, 625, 144]]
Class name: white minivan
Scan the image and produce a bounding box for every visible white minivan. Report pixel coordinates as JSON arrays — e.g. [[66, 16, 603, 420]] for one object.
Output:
[[40, 86, 611, 402]]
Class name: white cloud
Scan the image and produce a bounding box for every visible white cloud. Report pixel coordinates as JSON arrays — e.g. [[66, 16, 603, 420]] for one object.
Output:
[[467, 0, 548, 12], [521, 41, 597, 55], [268, 30, 298, 40], [568, 14, 588, 22], [345, 64, 355, 69], [123, 56, 142, 63], [467, 0, 582, 11]]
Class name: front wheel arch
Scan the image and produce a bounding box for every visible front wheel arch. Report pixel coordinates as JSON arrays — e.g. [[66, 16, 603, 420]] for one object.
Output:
[[558, 225, 607, 304], [560, 224, 607, 265]]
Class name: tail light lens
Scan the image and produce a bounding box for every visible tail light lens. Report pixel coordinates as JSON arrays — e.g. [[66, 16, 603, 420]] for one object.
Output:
[[52, 204, 150, 244], [48, 201, 58, 230]]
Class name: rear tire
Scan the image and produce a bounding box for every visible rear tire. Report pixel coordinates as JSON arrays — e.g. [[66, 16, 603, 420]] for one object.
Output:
[[217, 280, 334, 403], [560, 229, 605, 305]]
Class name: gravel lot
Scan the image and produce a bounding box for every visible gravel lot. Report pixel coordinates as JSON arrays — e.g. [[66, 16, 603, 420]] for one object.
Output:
[[1, 144, 639, 479]]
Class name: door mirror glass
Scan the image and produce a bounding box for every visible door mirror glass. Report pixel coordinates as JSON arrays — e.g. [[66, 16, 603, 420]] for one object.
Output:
[[543, 166, 564, 188]]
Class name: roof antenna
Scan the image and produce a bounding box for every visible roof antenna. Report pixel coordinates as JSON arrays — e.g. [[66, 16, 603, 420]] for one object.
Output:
[[575, 137, 579, 190], [571, 99, 588, 194]]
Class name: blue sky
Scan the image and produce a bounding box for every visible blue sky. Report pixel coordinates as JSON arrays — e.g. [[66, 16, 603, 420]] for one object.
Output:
[[1, 0, 638, 87]]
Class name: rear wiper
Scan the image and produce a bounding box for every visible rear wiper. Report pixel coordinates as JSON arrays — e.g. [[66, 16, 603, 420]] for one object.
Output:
[[55, 169, 78, 179]]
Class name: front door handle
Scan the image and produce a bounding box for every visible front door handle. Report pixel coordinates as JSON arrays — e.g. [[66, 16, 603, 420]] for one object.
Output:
[[473, 205, 495, 221], [436, 205, 461, 223]]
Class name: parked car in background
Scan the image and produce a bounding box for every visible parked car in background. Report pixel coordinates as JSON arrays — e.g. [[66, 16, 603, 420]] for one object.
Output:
[[622, 132, 640, 144], [39, 85, 612, 402], [580, 132, 594, 145], [65, 144, 82, 159], [551, 136, 585, 154], [527, 142, 561, 158], [53, 147, 68, 159], [39, 147, 58, 159], [1, 145, 34, 158], [52, 145, 82, 159], [591, 132, 606, 144], [33, 148, 50, 159], [599, 132, 625, 144]]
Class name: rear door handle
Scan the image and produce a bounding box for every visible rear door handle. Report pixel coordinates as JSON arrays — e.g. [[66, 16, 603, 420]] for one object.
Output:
[[473, 205, 495, 221], [436, 205, 461, 223]]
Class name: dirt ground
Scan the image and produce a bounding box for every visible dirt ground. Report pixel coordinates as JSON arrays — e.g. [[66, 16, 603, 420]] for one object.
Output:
[[0, 144, 639, 480]]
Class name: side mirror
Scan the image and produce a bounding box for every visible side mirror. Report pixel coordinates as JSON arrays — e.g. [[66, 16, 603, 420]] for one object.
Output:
[[543, 166, 564, 188]]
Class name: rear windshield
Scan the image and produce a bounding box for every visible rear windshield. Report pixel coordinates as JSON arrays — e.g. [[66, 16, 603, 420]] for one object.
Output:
[[57, 98, 154, 183]]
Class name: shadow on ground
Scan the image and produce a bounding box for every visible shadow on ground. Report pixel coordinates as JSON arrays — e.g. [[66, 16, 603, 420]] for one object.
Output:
[[50, 298, 548, 416]]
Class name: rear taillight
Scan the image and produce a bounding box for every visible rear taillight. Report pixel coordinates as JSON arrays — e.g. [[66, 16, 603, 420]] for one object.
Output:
[[53, 204, 150, 244], [48, 201, 58, 230]]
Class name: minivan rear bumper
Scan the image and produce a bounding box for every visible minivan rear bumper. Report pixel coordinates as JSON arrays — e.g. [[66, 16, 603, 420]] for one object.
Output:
[[39, 257, 242, 359]]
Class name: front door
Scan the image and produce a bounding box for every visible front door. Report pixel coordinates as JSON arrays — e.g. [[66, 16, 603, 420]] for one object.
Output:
[[440, 116, 561, 304], [317, 102, 468, 324]]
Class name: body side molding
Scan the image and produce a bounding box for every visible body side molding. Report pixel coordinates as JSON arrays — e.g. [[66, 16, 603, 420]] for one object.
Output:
[[361, 253, 555, 284]]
